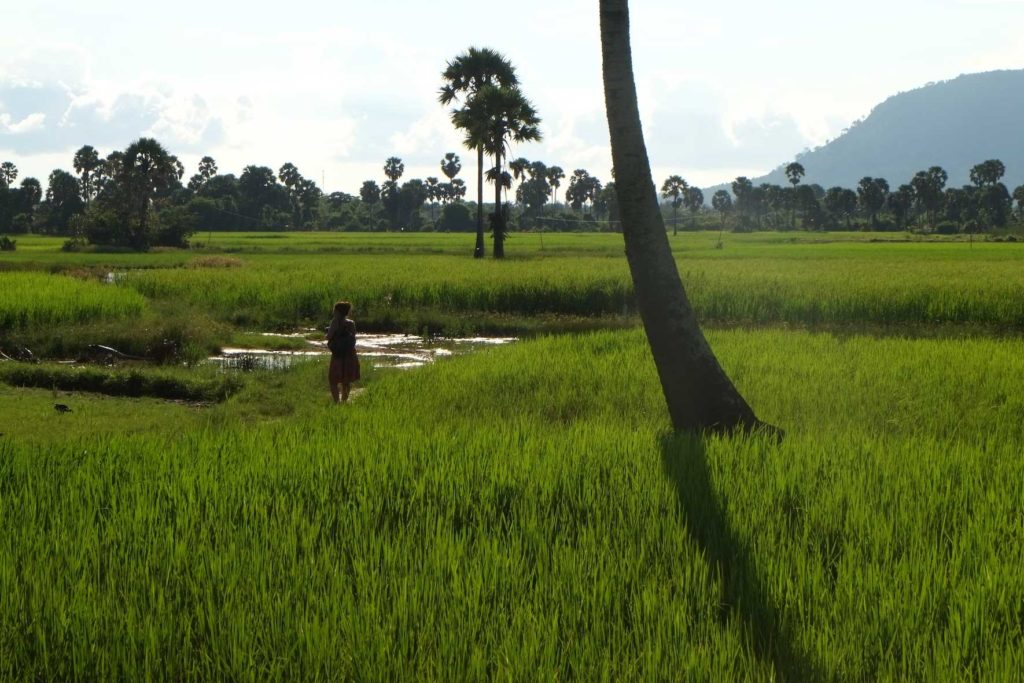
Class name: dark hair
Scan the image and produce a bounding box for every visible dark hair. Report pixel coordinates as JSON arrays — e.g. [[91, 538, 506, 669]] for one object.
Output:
[[334, 301, 352, 317]]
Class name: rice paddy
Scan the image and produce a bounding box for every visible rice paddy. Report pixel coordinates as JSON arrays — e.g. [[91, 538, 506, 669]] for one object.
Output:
[[1, 231, 1022, 680]]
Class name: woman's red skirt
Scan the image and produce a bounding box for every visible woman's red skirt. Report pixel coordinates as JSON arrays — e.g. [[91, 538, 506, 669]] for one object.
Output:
[[329, 351, 360, 384]]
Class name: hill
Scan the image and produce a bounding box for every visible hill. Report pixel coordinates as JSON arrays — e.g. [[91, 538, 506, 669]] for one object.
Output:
[[709, 70, 1024, 194]]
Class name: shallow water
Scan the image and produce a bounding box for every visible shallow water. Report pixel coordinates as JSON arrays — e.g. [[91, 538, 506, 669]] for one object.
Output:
[[209, 333, 516, 371]]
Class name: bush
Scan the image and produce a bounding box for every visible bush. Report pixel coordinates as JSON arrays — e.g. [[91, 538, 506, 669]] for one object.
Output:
[[0, 363, 241, 402], [0, 235, 15, 251], [437, 203, 474, 232], [154, 205, 197, 248]]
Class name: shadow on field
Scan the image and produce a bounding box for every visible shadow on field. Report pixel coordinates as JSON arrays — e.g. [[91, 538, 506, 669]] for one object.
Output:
[[660, 433, 824, 682]]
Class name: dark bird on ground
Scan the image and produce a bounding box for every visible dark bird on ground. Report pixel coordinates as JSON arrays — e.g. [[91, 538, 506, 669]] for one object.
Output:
[[54, 404, 72, 414]]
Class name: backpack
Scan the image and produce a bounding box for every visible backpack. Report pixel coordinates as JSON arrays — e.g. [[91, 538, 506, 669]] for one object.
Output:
[[328, 328, 356, 356]]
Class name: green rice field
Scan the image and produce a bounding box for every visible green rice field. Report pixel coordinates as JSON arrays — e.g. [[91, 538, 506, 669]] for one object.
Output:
[[1, 231, 1022, 680]]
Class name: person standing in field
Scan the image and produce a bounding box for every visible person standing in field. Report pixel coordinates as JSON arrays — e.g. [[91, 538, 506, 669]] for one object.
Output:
[[327, 300, 360, 402]]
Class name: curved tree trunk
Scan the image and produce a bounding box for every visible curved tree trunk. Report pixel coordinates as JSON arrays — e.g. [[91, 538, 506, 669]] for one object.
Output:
[[600, 0, 770, 434], [475, 146, 486, 258]]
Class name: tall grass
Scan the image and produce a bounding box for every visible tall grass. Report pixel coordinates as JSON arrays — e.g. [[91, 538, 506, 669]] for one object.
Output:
[[9, 233, 1024, 331], [117, 241, 1024, 330], [2, 329, 1021, 679], [0, 272, 147, 330]]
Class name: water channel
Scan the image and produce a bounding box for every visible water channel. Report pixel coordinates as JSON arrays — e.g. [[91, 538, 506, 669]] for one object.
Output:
[[209, 332, 517, 371]]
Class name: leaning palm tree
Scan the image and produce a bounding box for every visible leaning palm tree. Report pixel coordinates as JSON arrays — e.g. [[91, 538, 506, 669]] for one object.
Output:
[[600, 0, 769, 433], [439, 47, 519, 258], [452, 84, 541, 258]]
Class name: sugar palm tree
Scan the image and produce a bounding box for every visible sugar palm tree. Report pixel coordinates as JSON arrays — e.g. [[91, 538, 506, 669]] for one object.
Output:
[[122, 138, 184, 250], [441, 153, 461, 182], [439, 47, 519, 258], [509, 157, 530, 207], [661, 175, 688, 235], [546, 166, 565, 206], [383, 157, 404, 183], [452, 84, 540, 258], [600, 0, 767, 433], [684, 186, 704, 230], [0, 161, 18, 188], [73, 146, 101, 205]]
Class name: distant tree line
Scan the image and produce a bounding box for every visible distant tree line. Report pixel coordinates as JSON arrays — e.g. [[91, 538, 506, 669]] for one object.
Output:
[[4, 65, 1023, 254], [668, 159, 1024, 235]]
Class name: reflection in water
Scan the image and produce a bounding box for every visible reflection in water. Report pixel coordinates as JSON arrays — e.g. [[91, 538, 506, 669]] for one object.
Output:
[[209, 333, 516, 371]]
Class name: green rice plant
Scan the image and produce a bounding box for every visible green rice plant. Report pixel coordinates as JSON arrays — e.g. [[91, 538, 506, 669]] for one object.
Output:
[[108, 237, 1024, 331], [1, 329, 1021, 679], [0, 272, 147, 331], [9, 232, 1024, 332]]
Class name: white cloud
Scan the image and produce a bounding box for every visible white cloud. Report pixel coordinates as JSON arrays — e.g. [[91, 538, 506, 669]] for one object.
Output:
[[0, 112, 46, 134], [389, 109, 462, 158]]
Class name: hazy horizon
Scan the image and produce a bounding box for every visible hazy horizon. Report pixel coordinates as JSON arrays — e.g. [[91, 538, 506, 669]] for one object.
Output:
[[3, 0, 1023, 196]]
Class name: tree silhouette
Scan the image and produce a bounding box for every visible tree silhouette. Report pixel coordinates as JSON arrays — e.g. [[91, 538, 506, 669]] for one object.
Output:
[[1013, 185, 1024, 220], [969, 159, 1005, 187], [516, 161, 551, 228], [0, 161, 18, 188], [440, 47, 519, 258], [784, 163, 805, 227], [115, 138, 185, 249], [856, 177, 888, 228], [45, 169, 83, 232], [383, 157, 404, 183], [661, 175, 688, 235], [731, 176, 754, 227], [360, 180, 381, 205], [189, 156, 218, 191], [911, 166, 947, 229], [72, 146, 102, 205], [785, 162, 805, 187], [823, 187, 857, 229], [887, 184, 915, 230], [546, 166, 565, 206], [441, 153, 461, 182], [683, 186, 704, 230], [19, 178, 42, 219], [566, 169, 602, 213], [711, 190, 732, 230], [425, 176, 441, 222]]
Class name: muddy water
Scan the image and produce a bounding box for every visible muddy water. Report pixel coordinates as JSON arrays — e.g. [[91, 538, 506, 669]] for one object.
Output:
[[209, 333, 516, 371]]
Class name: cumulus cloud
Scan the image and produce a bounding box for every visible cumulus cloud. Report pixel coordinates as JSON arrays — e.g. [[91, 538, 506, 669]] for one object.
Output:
[[0, 112, 46, 134], [0, 79, 227, 158]]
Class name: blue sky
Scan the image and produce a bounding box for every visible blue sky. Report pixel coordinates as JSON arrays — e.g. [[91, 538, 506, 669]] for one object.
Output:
[[2, 0, 1022, 195]]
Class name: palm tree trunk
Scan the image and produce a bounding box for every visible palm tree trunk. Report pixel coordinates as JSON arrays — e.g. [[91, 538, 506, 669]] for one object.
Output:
[[600, 0, 767, 434], [475, 146, 485, 258], [493, 151, 505, 259]]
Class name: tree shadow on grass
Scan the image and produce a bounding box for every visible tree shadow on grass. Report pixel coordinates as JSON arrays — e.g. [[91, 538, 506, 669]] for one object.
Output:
[[660, 432, 826, 682]]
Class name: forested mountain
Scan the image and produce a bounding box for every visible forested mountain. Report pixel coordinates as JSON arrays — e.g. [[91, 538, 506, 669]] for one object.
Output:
[[727, 70, 1024, 192]]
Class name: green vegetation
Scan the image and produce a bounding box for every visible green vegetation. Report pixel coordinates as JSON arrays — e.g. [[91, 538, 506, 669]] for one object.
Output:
[[1, 231, 1022, 678], [0, 272, 146, 330], [0, 362, 243, 402], [2, 329, 1022, 679]]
